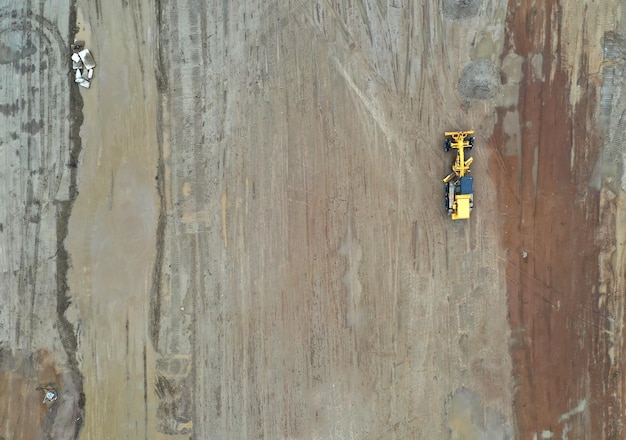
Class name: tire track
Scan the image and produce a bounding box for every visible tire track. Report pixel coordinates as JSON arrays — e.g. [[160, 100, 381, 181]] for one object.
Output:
[[152, 0, 214, 435]]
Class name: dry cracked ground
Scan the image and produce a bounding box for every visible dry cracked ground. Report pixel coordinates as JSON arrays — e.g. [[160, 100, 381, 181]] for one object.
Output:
[[0, 0, 625, 439]]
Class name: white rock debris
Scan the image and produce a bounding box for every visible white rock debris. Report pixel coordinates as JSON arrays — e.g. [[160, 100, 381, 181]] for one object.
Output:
[[71, 40, 95, 89]]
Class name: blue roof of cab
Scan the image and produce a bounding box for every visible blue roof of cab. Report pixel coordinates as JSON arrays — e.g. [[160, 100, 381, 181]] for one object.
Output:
[[459, 176, 473, 194]]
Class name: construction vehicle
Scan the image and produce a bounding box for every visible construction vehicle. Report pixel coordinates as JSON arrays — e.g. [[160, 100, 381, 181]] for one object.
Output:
[[442, 131, 475, 220]]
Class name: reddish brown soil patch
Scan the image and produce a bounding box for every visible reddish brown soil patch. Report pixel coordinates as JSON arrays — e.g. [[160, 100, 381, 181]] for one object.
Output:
[[0, 349, 65, 440], [490, 0, 615, 438]]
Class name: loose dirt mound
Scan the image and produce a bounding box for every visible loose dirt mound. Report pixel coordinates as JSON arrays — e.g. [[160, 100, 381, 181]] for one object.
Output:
[[442, 0, 484, 20], [458, 59, 501, 100]]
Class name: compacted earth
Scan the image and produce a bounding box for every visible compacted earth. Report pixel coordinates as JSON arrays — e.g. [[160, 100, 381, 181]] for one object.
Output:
[[0, 0, 625, 439]]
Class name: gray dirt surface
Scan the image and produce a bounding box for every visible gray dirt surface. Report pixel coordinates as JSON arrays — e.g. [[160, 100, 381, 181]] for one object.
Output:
[[0, 0, 84, 438]]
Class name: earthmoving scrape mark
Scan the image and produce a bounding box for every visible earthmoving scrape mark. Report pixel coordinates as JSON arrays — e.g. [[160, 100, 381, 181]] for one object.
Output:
[[321, 0, 354, 45], [154, 0, 169, 93], [356, 0, 373, 45], [338, 213, 363, 330], [149, 97, 167, 351], [148, 0, 174, 353], [333, 57, 397, 145], [221, 188, 227, 248], [403, 5, 413, 95], [150, 2, 200, 435], [222, 0, 229, 36]]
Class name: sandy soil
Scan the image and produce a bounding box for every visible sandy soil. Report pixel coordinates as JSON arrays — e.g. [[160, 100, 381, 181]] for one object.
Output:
[[65, 2, 161, 439], [0, 0, 625, 439]]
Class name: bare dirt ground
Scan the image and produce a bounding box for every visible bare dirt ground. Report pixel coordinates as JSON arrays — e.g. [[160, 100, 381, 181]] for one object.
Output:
[[492, 1, 626, 438], [0, 0, 625, 439]]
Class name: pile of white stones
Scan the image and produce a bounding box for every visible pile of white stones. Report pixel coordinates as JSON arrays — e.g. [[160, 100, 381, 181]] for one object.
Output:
[[71, 40, 96, 89]]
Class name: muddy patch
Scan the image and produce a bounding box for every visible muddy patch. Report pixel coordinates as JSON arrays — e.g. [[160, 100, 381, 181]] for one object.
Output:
[[0, 39, 37, 64], [0, 99, 20, 116], [445, 387, 513, 440], [21, 118, 43, 135]]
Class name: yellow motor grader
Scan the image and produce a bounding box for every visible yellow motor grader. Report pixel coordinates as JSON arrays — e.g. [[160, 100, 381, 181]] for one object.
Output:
[[442, 131, 474, 220]]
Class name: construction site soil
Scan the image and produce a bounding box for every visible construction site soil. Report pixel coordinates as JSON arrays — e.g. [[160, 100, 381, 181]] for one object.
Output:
[[1, 0, 625, 439]]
